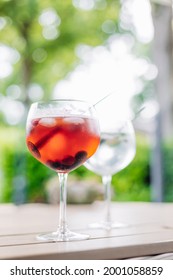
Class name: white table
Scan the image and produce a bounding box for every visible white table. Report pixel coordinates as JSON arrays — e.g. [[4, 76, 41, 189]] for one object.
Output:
[[0, 202, 173, 259]]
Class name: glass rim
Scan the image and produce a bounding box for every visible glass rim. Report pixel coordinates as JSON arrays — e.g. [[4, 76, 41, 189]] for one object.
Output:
[[30, 98, 93, 107], [27, 98, 97, 118]]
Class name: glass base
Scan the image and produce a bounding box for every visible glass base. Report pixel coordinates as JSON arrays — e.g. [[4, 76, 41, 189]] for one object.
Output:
[[88, 221, 128, 230], [37, 229, 89, 242]]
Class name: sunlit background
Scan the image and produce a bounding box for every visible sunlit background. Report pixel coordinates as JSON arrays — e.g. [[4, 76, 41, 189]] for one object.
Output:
[[0, 0, 157, 124], [0, 0, 173, 204]]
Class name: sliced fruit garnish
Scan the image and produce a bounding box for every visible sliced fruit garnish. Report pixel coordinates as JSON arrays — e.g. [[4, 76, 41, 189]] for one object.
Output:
[[27, 141, 41, 159]]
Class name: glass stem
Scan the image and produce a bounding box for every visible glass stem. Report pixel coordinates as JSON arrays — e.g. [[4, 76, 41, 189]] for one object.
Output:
[[102, 175, 112, 224], [58, 173, 68, 234]]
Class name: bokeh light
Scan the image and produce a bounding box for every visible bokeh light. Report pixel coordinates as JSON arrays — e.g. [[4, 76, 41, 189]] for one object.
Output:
[[39, 8, 61, 40]]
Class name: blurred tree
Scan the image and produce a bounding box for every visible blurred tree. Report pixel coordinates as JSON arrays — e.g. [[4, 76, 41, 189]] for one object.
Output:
[[0, 0, 120, 203], [0, 0, 120, 111]]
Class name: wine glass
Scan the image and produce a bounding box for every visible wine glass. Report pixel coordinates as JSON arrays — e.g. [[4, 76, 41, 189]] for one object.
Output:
[[26, 99, 100, 241], [84, 119, 136, 230]]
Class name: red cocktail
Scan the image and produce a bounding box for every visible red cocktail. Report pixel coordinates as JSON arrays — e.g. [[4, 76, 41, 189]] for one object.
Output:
[[26, 116, 100, 173]]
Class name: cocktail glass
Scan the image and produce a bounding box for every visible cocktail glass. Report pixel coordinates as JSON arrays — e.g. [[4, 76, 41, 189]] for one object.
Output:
[[84, 119, 136, 230], [26, 99, 100, 241]]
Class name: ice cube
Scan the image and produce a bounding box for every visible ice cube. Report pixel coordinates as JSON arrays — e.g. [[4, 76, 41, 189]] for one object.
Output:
[[63, 117, 85, 133], [40, 117, 56, 127], [64, 117, 84, 125]]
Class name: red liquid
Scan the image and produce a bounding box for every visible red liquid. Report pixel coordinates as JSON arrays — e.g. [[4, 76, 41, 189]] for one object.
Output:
[[26, 116, 100, 173]]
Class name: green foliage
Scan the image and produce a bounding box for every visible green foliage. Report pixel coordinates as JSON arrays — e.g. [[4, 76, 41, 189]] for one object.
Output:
[[0, 126, 24, 202], [162, 140, 173, 202], [112, 135, 151, 201], [0, 127, 151, 203], [25, 152, 53, 202], [1, 127, 173, 204], [0, 126, 53, 203]]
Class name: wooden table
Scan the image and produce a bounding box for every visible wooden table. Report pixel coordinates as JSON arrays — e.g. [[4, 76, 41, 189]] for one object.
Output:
[[1, 202, 173, 260]]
